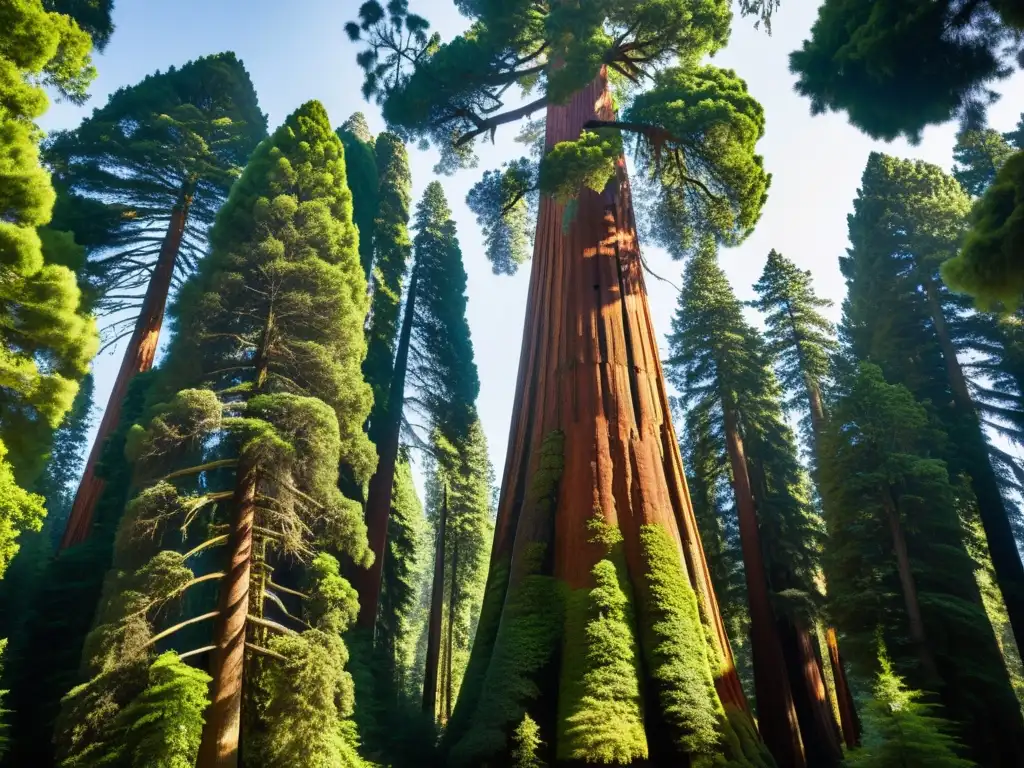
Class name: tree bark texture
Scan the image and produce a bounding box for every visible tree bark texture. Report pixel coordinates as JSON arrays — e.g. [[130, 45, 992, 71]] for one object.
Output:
[[825, 626, 860, 748], [453, 69, 755, 759], [61, 188, 194, 549], [923, 273, 1024, 649], [356, 267, 420, 629], [423, 485, 448, 716], [723, 408, 806, 768], [445, 538, 459, 723]]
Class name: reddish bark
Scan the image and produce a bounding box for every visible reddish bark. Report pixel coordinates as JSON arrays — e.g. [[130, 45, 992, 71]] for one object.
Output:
[[473, 67, 751, 730], [722, 408, 805, 768], [422, 485, 448, 716], [355, 268, 419, 629], [825, 626, 860, 748], [197, 311, 271, 768], [60, 187, 194, 549], [779, 618, 843, 765]]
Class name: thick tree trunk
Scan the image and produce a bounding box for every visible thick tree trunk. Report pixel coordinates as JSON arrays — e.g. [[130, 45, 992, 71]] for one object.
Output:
[[197, 311, 272, 768], [60, 185, 194, 549], [423, 485, 448, 716], [723, 408, 805, 768], [356, 268, 419, 629], [445, 533, 459, 722], [449, 69, 753, 758], [779, 617, 843, 766], [825, 626, 860, 748], [923, 273, 1024, 649], [882, 487, 939, 680]]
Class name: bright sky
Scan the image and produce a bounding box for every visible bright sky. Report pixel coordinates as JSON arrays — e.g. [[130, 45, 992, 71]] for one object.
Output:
[[40, 0, 1024, 492]]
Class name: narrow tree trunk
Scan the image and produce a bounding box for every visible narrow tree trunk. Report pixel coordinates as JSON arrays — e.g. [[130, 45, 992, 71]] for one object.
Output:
[[722, 407, 805, 768], [356, 267, 419, 629], [825, 626, 860, 748], [423, 485, 448, 716], [445, 532, 459, 722], [61, 184, 195, 549], [882, 486, 939, 680], [779, 617, 843, 766], [197, 311, 272, 768], [923, 273, 1024, 649]]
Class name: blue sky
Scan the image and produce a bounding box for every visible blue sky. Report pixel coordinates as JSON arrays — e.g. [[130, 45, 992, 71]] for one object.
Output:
[[41, 0, 1024, 490]]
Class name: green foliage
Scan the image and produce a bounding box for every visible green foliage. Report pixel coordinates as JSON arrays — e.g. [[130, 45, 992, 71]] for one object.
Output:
[[44, 52, 267, 340], [557, 531, 647, 763], [465, 157, 535, 275], [253, 631, 365, 768], [44, 0, 116, 50], [789, 0, 1020, 142], [0, 441, 46, 578], [511, 714, 547, 768], [629, 65, 770, 258], [943, 150, 1024, 309], [845, 654, 975, 768], [539, 130, 622, 204], [362, 132, 412, 443], [953, 127, 1017, 198], [308, 553, 360, 635], [112, 652, 211, 768], [337, 113, 378, 279]]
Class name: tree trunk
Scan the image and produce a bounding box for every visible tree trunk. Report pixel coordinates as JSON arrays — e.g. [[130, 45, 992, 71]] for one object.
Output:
[[60, 184, 194, 549], [882, 486, 939, 680], [423, 485, 448, 716], [445, 530, 459, 722], [447, 69, 753, 758], [356, 267, 419, 629], [825, 626, 860, 748], [923, 273, 1024, 649], [197, 310, 272, 768], [723, 407, 805, 768], [779, 617, 843, 766]]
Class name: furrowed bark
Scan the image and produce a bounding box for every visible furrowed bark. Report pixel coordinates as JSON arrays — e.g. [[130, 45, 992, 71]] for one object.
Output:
[[779, 618, 843, 766], [61, 182, 195, 549], [448, 68, 757, 758], [723, 407, 805, 768], [924, 273, 1024, 649], [423, 485, 448, 716], [197, 309, 272, 768], [356, 267, 420, 629]]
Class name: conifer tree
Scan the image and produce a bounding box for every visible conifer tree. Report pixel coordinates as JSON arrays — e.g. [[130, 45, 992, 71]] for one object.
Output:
[[846, 652, 975, 768], [45, 0, 116, 50], [0, 0, 99, 570], [337, 113, 379, 280], [819, 362, 1024, 765], [346, 0, 773, 763], [47, 52, 268, 549], [952, 125, 1018, 198], [668, 243, 841, 765], [53, 101, 376, 768], [843, 152, 1024, 656]]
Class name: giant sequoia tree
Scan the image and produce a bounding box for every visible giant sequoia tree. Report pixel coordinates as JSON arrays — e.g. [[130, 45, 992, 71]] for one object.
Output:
[[842, 153, 1024, 659], [347, 1, 777, 764], [668, 244, 842, 766], [54, 101, 376, 768], [47, 53, 267, 549]]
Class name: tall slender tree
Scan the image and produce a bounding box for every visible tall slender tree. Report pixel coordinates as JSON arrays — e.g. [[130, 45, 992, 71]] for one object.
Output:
[[844, 152, 1024, 652], [337, 113, 379, 281], [347, 1, 773, 763], [820, 362, 1024, 765], [54, 101, 376, 768], [668, 243, 841, 766], [47, 53, 267, 548]]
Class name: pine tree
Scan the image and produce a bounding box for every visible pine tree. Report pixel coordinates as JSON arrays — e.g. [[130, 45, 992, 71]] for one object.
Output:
[[819, 362, 1024, 765], [346, 0, 772, 762], [668, 242, 840, 765], [846, 652, 975, 768], [47, 52, 268, 548], [52, 101, 375, 768], [337, 113, 379, 280], [952, 126, 1017, 198]]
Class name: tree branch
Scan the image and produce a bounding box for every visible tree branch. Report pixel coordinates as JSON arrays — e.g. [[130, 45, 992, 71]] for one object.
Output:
[[454, 96, 548, 147]]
